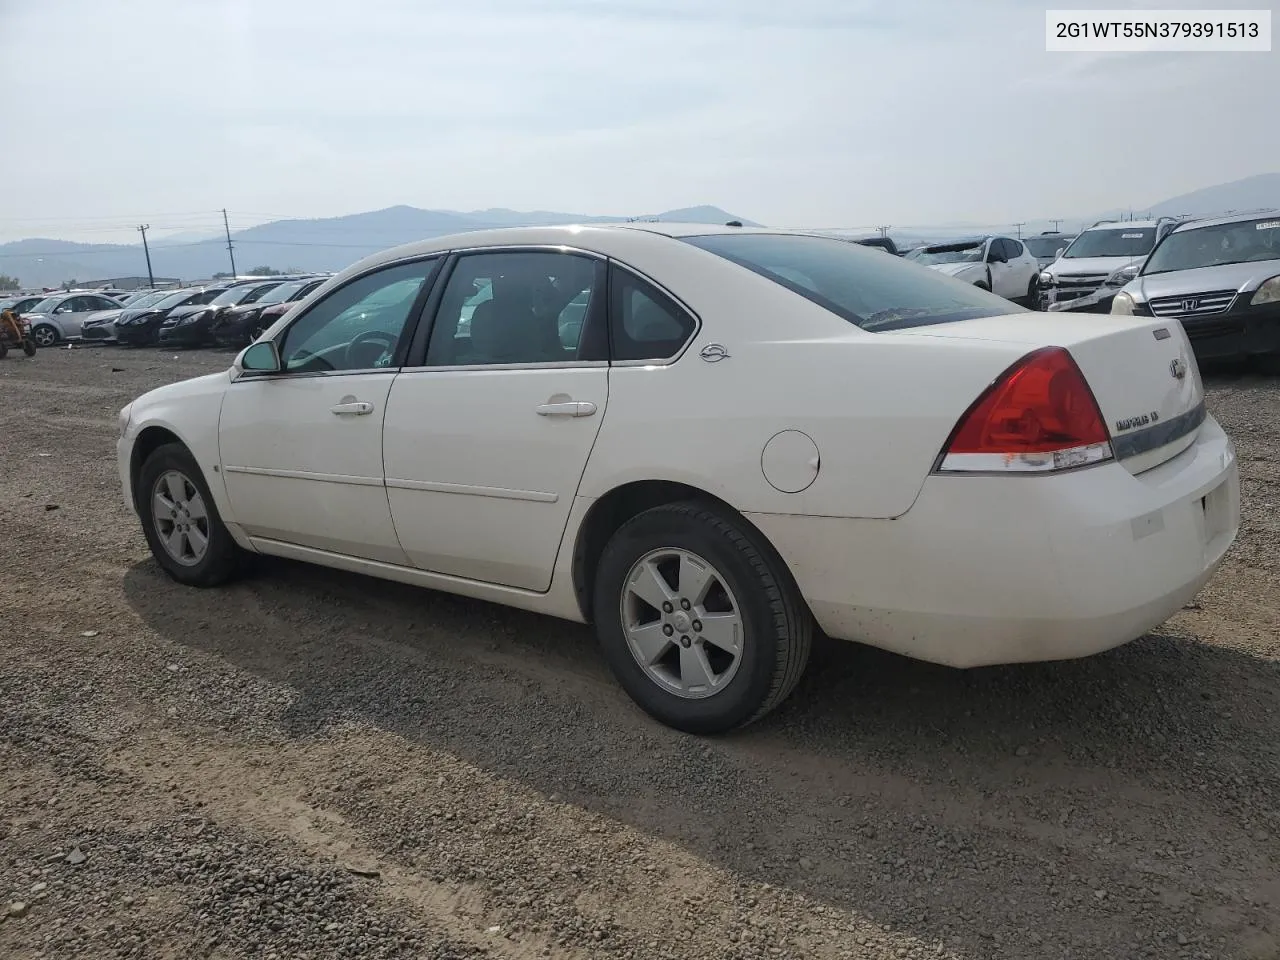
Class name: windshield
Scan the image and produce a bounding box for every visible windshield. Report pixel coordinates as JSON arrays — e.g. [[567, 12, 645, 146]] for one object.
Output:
[[1143, 218, 1280, 275], [30, 296, 64, 313], [124, 290, 170, 310], [1023, 236, 1073, 259], [1064, 227, 1156, 258], [154, 290, 199, 310], [256, 280, 307, 305], [906, 241, 985, 265], [210, 282, 279, 306], [684, 233, 1022, 331]]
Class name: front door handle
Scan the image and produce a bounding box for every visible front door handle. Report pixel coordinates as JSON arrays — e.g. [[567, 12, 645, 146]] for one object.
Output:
[[331, 401, 374, 416], [536, 401, 597, 417]]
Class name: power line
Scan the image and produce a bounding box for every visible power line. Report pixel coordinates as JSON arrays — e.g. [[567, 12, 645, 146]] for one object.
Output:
[[137, 225, 154, 288]]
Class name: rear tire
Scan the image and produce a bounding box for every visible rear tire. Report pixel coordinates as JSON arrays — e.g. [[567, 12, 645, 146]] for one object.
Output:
[[136, 442, 246, 587], [593, 501, 812, 734], [974, 281, 990, 292], [22, 339, 36, 356]]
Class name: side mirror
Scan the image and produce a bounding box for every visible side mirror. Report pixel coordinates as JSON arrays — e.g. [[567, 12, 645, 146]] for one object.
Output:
[[1056, 247, 1066, 258], [234, 340, 282, 376]]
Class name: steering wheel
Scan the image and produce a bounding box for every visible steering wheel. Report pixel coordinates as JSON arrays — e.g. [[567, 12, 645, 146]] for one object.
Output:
[[344, 329, 398, 369]]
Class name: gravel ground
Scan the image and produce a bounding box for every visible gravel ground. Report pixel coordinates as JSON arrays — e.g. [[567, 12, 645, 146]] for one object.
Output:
[[1, 345, 1278, 960]]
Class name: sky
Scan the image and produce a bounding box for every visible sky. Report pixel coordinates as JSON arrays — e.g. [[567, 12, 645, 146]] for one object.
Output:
[[0, 0, 1276, 244]]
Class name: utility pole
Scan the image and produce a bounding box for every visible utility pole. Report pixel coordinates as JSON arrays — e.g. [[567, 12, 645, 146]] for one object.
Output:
[[222, 208, 238, 278], [1049, 219, 1062, 232], [1013, 222, 1025, 239], [875, 224, 891, 237], [137, 225, 154, 288]]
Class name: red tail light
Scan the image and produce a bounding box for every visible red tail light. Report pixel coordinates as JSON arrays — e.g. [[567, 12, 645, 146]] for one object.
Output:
[[937, 347, 1113, 473]]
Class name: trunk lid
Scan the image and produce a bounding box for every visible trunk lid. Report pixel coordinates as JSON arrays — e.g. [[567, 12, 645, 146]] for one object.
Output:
[[896, 312, 1203, 474]]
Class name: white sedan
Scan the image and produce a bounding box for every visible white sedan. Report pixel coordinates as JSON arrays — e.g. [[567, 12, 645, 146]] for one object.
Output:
[[906, 236, 1042, 305], [116, 224, 1240, 733]]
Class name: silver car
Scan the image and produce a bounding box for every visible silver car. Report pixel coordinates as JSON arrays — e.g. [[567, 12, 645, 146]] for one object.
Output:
[[22, 292, 126, 346], [80, 289, 173, 343]]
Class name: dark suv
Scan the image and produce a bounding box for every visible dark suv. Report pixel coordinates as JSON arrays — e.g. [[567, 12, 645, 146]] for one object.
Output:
[[1111, 210, 1280, 367]]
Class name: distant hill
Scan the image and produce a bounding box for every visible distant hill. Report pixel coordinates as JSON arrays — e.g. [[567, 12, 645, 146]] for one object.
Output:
[[0, 205, 754, 288]]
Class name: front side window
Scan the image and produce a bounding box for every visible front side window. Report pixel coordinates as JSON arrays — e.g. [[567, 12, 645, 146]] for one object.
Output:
[[1143, 218, 1280, 275], [279, 258, 437, 373], [424, 250, 597, 366], [1063, 228, 1156, 258], [610, 267, 696, 361], [685, 232, 1023, 332], [1000, 239, 1025, 260]]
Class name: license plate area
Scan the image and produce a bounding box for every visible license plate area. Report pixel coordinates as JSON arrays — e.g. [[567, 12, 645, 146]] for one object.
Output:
[[1199, 479, 1230, 545]]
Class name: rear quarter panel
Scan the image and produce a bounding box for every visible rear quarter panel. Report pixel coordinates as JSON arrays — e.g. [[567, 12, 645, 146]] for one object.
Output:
[[575, 236, 1035, 519]]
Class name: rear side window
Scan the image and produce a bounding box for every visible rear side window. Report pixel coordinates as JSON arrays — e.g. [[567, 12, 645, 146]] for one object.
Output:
[[609, 267, 696, 361], [684, 233, 1023, 332]]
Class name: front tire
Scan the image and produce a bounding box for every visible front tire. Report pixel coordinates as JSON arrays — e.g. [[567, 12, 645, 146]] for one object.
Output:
[[31, 324, 58, 348], [974, 281, 990, 292], [136, 442, 245, 587], [593, 501, 812, 734]]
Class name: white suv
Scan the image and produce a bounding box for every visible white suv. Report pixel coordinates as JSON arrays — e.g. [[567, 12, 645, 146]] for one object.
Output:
[[1040, 217, 1185, 314]]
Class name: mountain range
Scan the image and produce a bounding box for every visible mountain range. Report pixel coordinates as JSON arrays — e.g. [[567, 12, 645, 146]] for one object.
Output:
[[3, 174, 1278, 289], [0, 205, 754, 289]]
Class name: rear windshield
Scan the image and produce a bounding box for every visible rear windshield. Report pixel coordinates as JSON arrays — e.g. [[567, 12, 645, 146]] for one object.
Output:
[[1143, 218, 1280, 275], [1064, 228, 1156, 258], [683, 233, 1022, 331], [1023, 236, 1073, 258]]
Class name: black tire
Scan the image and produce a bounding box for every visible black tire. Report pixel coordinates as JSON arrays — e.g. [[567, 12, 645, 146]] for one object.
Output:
[[22, 338, 36, 356], [31, 323, 58, 348], [974, 281, 990, 292], [1026, 276, 1041, 309], [0, 342, 7, 359], [593, 501, 812, 734], [136, 442, 245, 587]]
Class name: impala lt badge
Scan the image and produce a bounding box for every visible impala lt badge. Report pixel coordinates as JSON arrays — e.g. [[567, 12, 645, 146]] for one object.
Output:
[[1170, 358, 1188, 380]]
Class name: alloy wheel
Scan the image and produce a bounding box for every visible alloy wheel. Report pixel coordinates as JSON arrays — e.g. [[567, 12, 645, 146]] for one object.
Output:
[[619, 548, 744, 699], [151, 470, 210, 567]]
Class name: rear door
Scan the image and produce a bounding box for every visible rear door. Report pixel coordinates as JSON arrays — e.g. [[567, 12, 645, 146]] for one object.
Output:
[[383, 249, 609, 591]]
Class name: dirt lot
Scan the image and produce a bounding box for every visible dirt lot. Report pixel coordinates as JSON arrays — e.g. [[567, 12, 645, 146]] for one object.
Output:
[[1, 346, 1278, 960]]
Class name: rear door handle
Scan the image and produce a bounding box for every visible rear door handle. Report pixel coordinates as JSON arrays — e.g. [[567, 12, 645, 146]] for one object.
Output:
[[536, 401, 597, 417], [331, 401, 374, 416]]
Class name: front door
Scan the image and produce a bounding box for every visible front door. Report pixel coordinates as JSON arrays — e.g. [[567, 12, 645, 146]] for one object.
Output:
[[383, 249, 609, 592], [218, 257, 440, 564]]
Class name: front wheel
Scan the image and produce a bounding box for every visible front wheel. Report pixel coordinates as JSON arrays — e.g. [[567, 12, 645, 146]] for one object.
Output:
[[31, 324, 58, 348], [22, 338, 36, 356], [1026, 275, 1042, 310], [593, 501, 812, 734], [136, 442, 246, 587]]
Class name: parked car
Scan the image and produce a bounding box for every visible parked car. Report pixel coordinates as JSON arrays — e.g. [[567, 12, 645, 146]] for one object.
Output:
[[1040, 217, 1185, 314], [117, 287, 226, 346], [82, 289, 175, 343], [21, 291, 129, 346], [209, 276, 328, 347], [1112, 210, 1280, 368], [116, 224, 1238, 733], [852, 236, 903, 255], [0, 294, 48, 316], [904, 236, 1040, 303], [157, 279, 295, 347]]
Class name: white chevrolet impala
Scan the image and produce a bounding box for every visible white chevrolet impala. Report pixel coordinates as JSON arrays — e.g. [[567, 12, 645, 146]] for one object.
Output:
[[117, 224, 1240, 733]]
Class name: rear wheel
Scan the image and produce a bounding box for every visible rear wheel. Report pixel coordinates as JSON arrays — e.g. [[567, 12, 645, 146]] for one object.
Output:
[[593, 501, 812, 734], [136, 442, 246, 587], [31, 324, 58, 348], [22, 339, 36, 357]]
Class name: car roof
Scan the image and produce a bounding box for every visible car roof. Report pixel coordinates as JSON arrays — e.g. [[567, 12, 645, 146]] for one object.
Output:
[[1168, 208, 1280, 232], [334, 222, 840, 276]]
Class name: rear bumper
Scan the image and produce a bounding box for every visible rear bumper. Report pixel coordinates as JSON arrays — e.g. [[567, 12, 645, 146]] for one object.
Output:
[[748, 415, 1239, 668]]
